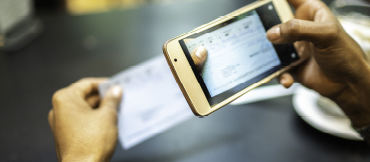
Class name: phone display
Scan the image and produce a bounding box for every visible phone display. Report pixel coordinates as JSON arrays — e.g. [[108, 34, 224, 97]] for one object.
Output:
[[179, 2, 298, 106]]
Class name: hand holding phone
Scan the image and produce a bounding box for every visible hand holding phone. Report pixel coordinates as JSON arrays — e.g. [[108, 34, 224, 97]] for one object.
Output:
[[268, 0, 370, 128], [164, 0, 302, 116]]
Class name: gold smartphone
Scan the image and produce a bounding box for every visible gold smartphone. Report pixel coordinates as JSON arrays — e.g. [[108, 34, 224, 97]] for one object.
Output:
[[163, 0, 301, 116]]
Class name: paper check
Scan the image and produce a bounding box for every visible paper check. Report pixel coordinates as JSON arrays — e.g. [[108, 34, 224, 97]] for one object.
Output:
[[99, 55, 193, 149], [185, 10, 281, 97]]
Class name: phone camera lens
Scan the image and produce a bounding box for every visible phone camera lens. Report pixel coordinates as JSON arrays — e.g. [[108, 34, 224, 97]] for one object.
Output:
[[291, 53, 296, 59], [268, 5, 273, 10]]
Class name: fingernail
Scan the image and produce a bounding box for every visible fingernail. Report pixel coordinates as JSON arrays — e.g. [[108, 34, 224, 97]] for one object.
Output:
[[266, 26, 281, 41], [111, 85, 123, 97], [195, 46, 206, 59]]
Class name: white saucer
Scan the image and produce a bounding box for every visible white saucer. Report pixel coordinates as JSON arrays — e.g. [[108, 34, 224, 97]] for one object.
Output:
[[293, 85, 363, 141]]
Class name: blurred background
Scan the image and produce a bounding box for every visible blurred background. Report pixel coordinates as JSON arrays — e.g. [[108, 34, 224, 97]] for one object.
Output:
[[35, 0, 198, 14], [1, 0, 370, 161]]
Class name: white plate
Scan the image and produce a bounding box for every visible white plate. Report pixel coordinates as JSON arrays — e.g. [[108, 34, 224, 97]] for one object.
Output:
[[230, 84, 298, 105], [293, 85, 363, 140]]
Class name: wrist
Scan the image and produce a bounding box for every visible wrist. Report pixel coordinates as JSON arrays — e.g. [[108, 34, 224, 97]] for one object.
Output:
[[333, 72, 370, 127]]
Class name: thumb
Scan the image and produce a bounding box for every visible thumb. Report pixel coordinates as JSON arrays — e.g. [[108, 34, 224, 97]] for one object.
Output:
[[266, 19, 340, 49], [100, 85, 123, 111], [191, 46, 208, 71]]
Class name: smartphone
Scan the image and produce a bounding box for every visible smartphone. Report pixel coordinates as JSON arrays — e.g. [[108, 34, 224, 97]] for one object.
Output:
[[163, 0, 301, 116]]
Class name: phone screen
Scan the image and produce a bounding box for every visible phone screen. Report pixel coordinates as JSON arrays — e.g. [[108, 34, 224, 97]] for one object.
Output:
[[179, 2, 298, 106]]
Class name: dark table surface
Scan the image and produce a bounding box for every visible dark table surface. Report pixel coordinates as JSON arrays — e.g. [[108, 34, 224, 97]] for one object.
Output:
[[1, 0, 369, 161]]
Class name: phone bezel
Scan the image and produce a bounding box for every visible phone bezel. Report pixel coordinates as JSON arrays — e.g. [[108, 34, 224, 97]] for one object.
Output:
[[163, 0, 298, 116]]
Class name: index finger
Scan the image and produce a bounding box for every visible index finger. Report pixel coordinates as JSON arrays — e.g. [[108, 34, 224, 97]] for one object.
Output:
[[69, 78, 108, 98]]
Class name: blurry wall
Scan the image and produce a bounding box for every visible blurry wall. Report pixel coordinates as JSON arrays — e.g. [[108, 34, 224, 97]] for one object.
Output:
[[33, 0, 198, 14], [66, 0, 198, 14]]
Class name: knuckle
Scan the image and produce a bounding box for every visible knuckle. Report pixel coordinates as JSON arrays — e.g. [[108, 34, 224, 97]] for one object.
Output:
[[71, 82, 84, 88], [51, 87, 77, 107], [52, 89, 66, 105], [285, 19, 301, 34], [283, 19, 301, 40], [77, 77, 92, 83], [71, 83, 84, 91], [70, 82, 89, 94], [77, 77, 107, 84], [103, 108, 118, 117], [316, 23, 341, 48], [316, 1, 327, 8], [48, 110, 54, 123], [326, 22, 340, 37]]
